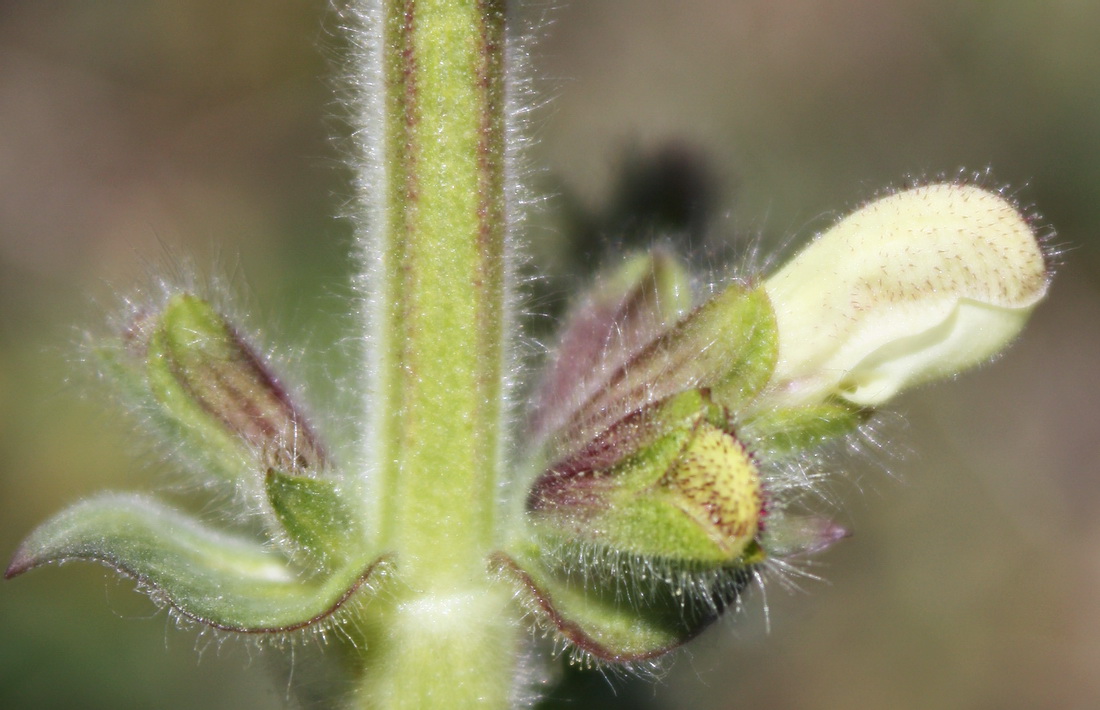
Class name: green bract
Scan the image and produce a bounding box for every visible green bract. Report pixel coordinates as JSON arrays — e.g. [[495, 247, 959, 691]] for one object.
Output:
[[266, 469, 365, 570], [5, 493, 385, 633]]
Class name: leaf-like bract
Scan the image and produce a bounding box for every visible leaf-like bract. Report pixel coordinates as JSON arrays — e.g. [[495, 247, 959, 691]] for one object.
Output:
[[6, 494, 384, 632]]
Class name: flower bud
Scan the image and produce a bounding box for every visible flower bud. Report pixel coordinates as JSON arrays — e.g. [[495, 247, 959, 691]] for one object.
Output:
[[763, 184, 1049, 407], [529, 389, 763, 566], [139, 294, 325, 474]]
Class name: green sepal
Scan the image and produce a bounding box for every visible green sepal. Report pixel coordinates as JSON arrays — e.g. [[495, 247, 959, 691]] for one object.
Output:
[[145, 294, 325, 480], [144, 324, 258, 482], [530, 249, 693, 443], [530, 390, 764, 566], [95, 340, 254, 485], [549, 285, 778, 465], [705, 285, 780, 410], [741, 400, 866, 458], [266, 469, 365, 569], [5, 494, 385, 632]]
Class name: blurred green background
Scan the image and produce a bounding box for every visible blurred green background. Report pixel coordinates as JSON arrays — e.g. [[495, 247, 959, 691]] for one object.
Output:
[[3, 2, 1100, 708]]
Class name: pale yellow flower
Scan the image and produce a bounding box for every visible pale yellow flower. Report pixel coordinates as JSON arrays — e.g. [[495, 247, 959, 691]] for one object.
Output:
[[764, 183, 1049, 407]]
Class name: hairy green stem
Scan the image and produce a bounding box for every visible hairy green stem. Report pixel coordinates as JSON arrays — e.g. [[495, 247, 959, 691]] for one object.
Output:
[[352, 0, 517, 707]]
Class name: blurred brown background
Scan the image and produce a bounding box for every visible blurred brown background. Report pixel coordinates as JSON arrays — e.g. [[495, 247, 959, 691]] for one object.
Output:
[[2, 2, 1099, 709]]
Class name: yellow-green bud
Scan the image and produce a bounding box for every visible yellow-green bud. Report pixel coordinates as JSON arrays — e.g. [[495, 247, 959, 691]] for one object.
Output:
[[529, 389, 763, 566]]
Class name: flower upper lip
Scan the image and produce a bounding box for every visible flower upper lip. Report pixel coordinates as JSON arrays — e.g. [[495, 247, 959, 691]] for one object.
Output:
[[763, 183, 1049, 407]]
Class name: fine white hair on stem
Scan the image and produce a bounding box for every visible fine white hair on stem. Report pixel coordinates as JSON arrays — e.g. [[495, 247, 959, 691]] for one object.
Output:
[[332, 0, 389, 532]]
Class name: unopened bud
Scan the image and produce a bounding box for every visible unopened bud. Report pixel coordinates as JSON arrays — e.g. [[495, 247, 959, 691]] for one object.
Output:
[[144, 294, 325, 473], [529, 389, 763, 566]]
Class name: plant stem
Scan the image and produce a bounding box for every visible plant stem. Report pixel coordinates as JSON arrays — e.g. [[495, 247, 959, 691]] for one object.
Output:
[[350, 0, 516, 707]]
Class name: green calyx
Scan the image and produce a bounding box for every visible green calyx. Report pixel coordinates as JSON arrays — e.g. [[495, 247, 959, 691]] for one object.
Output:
[[530, 250, 693, 444], [509, 270, 864, 663], [546, 283, 779, 461], [530, 389, 763, 566], [527, 273, 786, 570], [5, 292, 387, 635], [146, 294, 325, 474], [741, 400, 867, 459]]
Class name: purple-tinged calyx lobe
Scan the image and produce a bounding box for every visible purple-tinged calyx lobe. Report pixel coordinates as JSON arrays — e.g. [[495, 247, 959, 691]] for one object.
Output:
[[529, 250, 693, 446], [136, 294, 327, 475], [529, 389, 765, 566]]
